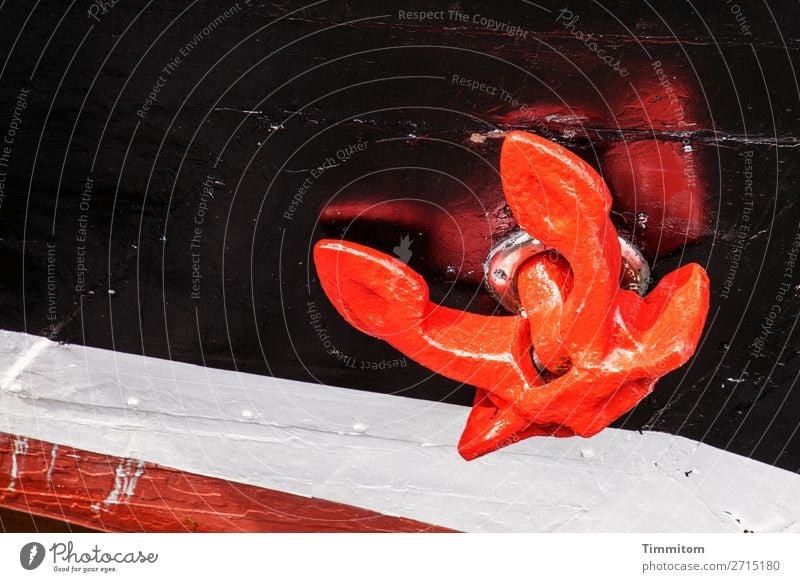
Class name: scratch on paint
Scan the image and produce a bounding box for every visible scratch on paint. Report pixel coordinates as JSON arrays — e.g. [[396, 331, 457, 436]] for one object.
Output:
[[103, 459, 145, 506], [8, 436, 29, 490], [212, 107, 264, 115], [46, 444, 59, 484]]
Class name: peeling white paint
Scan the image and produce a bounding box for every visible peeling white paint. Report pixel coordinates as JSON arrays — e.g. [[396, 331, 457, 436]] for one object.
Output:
[[46, 444, 59, 484], [212, 107, 263, 115], [8, 436, 29, 490]]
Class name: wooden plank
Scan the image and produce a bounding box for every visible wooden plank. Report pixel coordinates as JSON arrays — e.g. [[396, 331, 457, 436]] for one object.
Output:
[[0, 433, 452, 533]]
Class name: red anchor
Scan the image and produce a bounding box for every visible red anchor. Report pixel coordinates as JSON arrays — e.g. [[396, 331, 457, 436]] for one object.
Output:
[[313, 131, 710, 460]]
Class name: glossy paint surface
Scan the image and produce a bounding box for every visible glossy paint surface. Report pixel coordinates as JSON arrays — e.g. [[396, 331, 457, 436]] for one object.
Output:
[[0, 1, 798, 475], [315, 132, 710, 459]]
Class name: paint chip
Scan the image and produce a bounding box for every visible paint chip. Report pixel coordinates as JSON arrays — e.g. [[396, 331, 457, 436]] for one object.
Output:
[[104, 459, 144, 506]]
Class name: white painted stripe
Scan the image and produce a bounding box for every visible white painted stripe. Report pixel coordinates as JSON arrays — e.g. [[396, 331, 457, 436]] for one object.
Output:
[[1, 330, 798, 532], [7, 435, 28, 491], [46, 444, 58, 484]]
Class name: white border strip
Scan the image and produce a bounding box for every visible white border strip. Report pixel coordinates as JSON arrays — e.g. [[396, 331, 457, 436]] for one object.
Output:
[[1, 330, 799, 532]]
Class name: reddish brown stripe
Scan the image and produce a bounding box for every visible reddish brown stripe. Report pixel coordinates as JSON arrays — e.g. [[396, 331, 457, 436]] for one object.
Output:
[[0, 433, 454, 533]]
